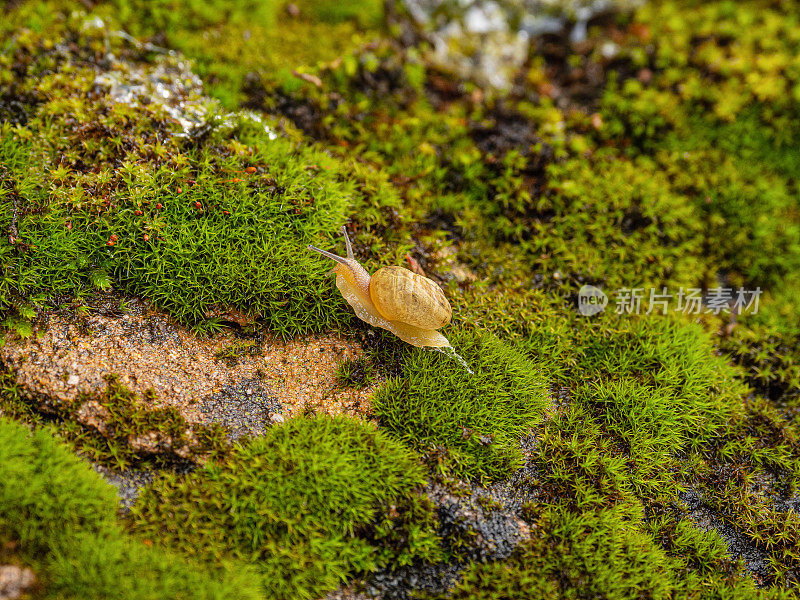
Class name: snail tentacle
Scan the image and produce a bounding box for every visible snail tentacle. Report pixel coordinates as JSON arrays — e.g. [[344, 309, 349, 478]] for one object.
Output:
[[307, 245, 348, 265], [341, 226, 355, 260]]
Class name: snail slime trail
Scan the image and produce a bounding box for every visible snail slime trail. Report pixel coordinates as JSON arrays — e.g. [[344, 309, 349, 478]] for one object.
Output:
[[431, 346, 474, 375]]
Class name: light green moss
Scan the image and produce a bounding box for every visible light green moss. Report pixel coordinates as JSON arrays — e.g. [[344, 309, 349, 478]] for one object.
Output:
[[0, 417, 263, 600], [130, 416, 441, 600], [373, 329, 549, 481]]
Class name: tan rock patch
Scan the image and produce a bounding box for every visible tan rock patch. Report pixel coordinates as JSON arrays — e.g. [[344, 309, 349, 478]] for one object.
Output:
[[0, 298, 376, 433]]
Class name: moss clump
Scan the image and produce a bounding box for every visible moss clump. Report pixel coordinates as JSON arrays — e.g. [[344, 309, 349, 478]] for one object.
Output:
[[524, 317, 746, 505], [0, 371, 229, 469], [720, 323, 800, 407], [688, 394, 800, 586], [574, 318, 741, 439], [445, 503, 763, 599], [0, 417, 262, 600], [372, 329, 549, 481], [0, 14, 360, 337], [130, 416, 440, 600], [0, 418, 118, 555]]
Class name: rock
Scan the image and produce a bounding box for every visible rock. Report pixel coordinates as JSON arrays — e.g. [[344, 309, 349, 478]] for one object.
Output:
[[76, 400, 112, 435], [91, 464, 156, 511], [401, 0, 643, 89], [0, 565, 35, 600], [430, 485, 531, 562], [128, 431, 173, 454], [66, 373, 80, 386], [174, 427, 200, 459], [270, 413, 285, 424]]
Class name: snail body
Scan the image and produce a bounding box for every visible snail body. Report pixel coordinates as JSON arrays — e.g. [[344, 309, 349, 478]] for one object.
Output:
[[308, 228, 452, 348]]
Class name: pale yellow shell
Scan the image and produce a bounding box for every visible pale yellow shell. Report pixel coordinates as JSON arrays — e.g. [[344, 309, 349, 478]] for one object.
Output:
[[369, 266, 452, 330]]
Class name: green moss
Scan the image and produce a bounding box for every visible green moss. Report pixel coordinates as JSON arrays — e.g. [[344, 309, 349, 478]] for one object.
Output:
[[0, 370, 229, 470], [102, 0, 281, 35], [372, 329, 549, 481], [718, 301, 800, 408], [445, 503, 766, 599], [0, 16, 359, 337], [294, 0, 384, 28], [527, 402, 633, 510], [575, 318, 742, 430], [98, 0, 383, 106], [0, 417, 262, 599], [3, 0, 800, 594], [0, 417, 118, 554], [46, 530, 263, 600], [130, 416, 440, 600], [524, 316, 747, 503], [520, 153, 708, 291], [335, 356, 377, 389], [598, 1, 800, 292]]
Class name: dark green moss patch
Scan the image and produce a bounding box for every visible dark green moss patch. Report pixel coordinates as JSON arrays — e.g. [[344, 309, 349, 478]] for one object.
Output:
[[99, 0, 384, 106], [720, 323, 800, 407], [130, 416, 441, 600]]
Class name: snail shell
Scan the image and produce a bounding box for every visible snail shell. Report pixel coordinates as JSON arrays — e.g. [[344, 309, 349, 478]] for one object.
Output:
[[308, 227, 452, 348], [370, 266, 451, 330]]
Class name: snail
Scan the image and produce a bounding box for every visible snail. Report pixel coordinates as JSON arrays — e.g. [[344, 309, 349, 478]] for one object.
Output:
[[308, 227, 452, 348]]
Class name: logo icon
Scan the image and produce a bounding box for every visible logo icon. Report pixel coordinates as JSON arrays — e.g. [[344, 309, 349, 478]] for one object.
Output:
[[577, 285, 608, 316]]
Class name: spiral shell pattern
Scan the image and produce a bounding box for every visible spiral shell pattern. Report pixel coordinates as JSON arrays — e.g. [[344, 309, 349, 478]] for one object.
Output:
[[369, 266, 452, 330]]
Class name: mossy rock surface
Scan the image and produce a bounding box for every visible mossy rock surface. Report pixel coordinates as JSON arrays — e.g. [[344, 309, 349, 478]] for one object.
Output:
[[0, 417, 263, 600], [2, 0, 800, 598], [130, 415, 439, 600]]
